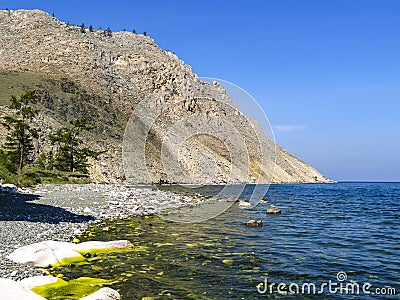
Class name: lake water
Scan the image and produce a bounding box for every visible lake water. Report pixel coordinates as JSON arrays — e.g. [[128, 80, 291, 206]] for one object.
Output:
[[54, 183, 399, 299]]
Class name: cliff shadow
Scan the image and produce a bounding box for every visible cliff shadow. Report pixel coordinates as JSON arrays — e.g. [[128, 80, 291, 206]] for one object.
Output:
[[0, 193, 94, 223]]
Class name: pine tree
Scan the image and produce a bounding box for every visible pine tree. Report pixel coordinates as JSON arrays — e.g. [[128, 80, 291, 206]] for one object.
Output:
[[143, 31, 147, 36], [106, 27, 112, 37], [80, 23, 85, 33], [49, 118, 104, 173], [1, 91, 39, 172], [88, 24, 93, 32], [132, 29, 136, 34]]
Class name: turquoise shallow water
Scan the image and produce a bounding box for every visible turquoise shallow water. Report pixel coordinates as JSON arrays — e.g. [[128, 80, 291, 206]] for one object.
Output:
[[55, 183, 399, 299]]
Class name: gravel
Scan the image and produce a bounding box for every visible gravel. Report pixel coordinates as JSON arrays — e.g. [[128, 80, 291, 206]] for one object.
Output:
[[0, 184, 200, 280]]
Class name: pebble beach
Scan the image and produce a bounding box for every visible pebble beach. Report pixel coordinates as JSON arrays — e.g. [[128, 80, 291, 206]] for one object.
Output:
[[0, 184, 200, 280]]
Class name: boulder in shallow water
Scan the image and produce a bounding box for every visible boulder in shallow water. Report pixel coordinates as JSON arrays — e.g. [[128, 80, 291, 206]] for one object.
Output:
[[19, 276, 60, 290], [81, 287, 121, 300], [245, 220, 263, 227], [71, 240, 133, 252], [238, 201, 252, 207], [7, 241, 84, 267], [266, 204, 281, 214], [0, 278, 46, 300], [7, 240, 134, 267]]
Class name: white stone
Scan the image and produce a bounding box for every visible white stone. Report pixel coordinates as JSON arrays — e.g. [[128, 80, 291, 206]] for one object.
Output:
[[83, 207, 92, 213], [0, 278, 46, 300], [19, 276, 59, 290], [7, 240, 133, 267], [7, 241, 84, 267], [81, 287, 120, 300]]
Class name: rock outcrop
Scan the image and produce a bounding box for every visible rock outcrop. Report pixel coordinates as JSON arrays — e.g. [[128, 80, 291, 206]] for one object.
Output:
[[0, 9, 331, 184]]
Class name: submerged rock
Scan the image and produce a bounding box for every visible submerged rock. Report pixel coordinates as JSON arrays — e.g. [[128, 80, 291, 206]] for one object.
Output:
[[245, 220, 263, 227], [71, 240, 133, 252], [30, 276, 120, 300], [266, 204, 281, 214], [81, 287, 120, 300], [0, 276, 121, 300]]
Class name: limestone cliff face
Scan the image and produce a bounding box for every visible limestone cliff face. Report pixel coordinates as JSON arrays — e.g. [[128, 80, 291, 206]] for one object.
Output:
[[0, 9, 331, 184]]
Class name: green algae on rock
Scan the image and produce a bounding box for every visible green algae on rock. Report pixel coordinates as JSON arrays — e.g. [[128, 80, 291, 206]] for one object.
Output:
[[7, 240, 136, 268], [31, 277, 117, 299]]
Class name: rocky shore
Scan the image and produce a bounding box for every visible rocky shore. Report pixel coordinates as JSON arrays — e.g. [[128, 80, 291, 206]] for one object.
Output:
[[0, 184, 200, 280]]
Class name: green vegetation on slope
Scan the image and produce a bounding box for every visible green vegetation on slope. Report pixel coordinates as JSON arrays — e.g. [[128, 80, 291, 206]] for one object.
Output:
[[1, 90, 38, 172], [0, 70, 125, 139], [0, 88, 105, 186]]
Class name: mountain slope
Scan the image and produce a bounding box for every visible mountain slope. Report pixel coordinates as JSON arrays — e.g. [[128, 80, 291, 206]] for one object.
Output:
[[0, 9, 331, 184]]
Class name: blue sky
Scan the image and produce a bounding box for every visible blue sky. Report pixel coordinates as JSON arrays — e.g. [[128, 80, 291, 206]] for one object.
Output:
[[3, 0, 400, 181]]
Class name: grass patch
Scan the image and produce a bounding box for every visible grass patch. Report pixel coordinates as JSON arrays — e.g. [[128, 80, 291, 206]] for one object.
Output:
[[0, 70, 125, 138], [0, 168, 91, 187], [0, 71, 66, 107]]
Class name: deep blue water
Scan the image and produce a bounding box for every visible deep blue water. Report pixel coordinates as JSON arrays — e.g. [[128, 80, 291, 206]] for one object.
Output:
[[241, 182, 400, 298], [59, 182, 399, 299]]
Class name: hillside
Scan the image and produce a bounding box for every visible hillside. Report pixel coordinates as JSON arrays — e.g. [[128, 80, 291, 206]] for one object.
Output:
[[0, 9, 331, 184]]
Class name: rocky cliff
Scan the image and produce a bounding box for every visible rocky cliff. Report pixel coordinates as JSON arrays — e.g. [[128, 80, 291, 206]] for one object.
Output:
[[0, 9, 331, 184]]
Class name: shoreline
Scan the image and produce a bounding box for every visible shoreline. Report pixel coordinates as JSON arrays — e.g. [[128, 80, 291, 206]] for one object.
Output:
[[0, 181, 335, 281], [0, 183, 202, 280]]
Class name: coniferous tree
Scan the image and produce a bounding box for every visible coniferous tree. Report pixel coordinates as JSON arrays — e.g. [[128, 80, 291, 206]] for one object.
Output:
[[132, 29, 136, 34], [88, 24, 93, 32], [49, 118, 103, 173], [80, 23, 85, 33], [143, 31, 147, 36], [1, 91, 39, 172], [106, 27, 112, 37]]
